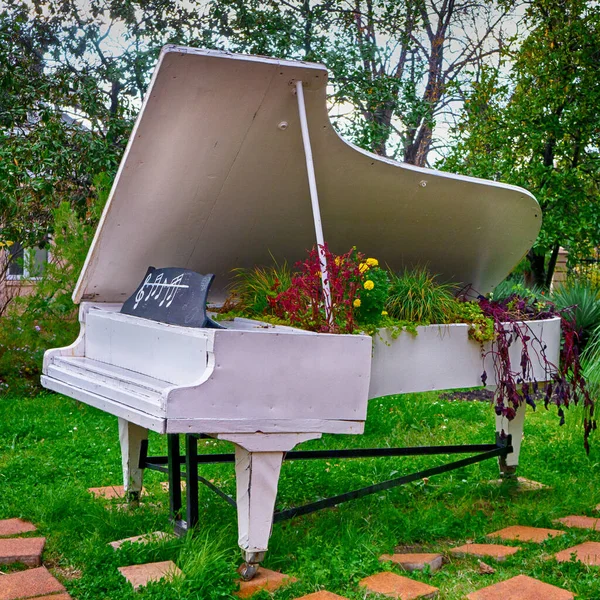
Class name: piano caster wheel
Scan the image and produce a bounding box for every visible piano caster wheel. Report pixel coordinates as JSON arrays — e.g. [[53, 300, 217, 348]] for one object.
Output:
[[238, 562, 259, 581]]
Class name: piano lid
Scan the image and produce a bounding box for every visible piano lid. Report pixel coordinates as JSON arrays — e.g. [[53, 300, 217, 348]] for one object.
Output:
[[74, 45, 541, 304]]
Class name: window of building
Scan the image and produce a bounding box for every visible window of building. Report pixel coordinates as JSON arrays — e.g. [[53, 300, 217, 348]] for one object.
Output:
[[6, 242, 48, 279]]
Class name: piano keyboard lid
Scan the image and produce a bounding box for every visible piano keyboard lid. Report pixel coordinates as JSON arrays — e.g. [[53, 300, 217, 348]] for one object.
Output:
[[74, 45, 541, 305]]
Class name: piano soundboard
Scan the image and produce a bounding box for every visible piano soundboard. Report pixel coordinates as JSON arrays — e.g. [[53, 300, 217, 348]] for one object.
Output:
[[41, 46, 560, 579]]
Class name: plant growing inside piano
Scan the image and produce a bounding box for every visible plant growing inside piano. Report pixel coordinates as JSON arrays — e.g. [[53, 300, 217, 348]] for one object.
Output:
[[220, 245, 391, 333], [354, 257, 390, 327], [269, 245, 363, 333], [228, 258, 293, 317], [386, 267, 461, 325], [477, 292, 596, 451]]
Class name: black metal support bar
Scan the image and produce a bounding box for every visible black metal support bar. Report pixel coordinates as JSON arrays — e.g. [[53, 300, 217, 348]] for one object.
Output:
[[141, 442, 505, 467], [140, 434, 512, 534], [167, 434, 182, 521], [194, 475, 237, 508], [185, 434, 199, 528], [272, 443, 512, 523]]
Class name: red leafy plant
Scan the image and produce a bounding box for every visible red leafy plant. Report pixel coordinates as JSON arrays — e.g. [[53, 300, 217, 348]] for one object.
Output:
[[270, 244, 363, 333], [477, 294, 595, 451]]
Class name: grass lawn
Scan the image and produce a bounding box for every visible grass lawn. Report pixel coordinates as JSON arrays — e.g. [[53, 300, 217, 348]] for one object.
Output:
[[1, 390, 599, 599]]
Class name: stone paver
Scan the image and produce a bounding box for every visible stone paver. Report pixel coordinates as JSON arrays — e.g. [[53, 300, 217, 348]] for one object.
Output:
[[488, 477, 549, 491], [0, 537, 46, 567], [554, 541, 600, 566], [236, 567, 297, 598], [554, 515, 600, 531], [466, 574, 574, 600], [0, 519, 37, 537], [379, 553, 443, 573], [293, 593, 349, 600], [0, 566, 66, 600], [359, 572, 439, 599], [88, 485, 146, 499], [109, 531, 173, 550], [118, 560, 182, 590], [487, 525, 565, 543], [29, 595, 72, 600], [450, 543, 520, 561]]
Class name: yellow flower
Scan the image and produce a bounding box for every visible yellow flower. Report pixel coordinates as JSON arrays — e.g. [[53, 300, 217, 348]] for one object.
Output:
[[334, 256, 342, 266], [353, 298, 361, 308], [381, 310, 388, 316], [366, 258, 379, 267], [364, 280, 374, 290], [359, 263, 369, 273], [5, 241, 13, 247]]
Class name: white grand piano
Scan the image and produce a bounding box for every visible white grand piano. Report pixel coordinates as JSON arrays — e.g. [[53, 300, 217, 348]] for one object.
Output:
[[41, 46, 560, 578]]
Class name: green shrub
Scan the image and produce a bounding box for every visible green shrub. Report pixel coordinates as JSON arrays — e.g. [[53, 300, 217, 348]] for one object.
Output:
[[385, 267, 459, 325], [0, 174, 109, 395]]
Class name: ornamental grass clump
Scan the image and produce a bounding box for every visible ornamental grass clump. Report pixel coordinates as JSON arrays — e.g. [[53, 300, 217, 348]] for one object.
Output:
[[227, 259, 292, 316], [386, 267, 459, 324]]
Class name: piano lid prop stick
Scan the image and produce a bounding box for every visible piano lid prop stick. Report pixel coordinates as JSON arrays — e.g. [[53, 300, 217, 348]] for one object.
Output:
[[295, 79, 333, 325]]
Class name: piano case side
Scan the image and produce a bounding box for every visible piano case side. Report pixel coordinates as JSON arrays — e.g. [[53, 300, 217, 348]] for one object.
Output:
[[164, 328, 373, 435]]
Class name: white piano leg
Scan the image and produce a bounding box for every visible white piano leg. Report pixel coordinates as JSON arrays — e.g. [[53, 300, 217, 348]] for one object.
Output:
[[495, 402, 526, 477], [118, 418, 148, 504], [219, 432, 320, 580], [234, 446, 282, 577]]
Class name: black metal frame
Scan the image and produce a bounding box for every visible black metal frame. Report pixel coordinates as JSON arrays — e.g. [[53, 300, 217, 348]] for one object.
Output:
[[140, 433, 512, 533]]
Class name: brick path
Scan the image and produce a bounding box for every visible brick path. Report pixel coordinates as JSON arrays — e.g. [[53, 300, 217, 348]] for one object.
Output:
[[6, 490, 600, 599], [0, 518, 69, 600]]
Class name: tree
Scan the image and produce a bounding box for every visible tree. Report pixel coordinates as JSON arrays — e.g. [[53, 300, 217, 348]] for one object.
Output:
[[205, 0, 513, 165], [441, 0, 600, 287], [0, 3, 133, 249]]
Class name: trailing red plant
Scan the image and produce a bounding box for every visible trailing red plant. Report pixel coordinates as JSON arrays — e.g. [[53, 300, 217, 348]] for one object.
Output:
[[270, 244, 363, 333], [477, 294, 596, 451]]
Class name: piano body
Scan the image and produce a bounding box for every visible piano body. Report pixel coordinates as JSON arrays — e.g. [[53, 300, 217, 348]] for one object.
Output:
[[41, 46, 560, 576]]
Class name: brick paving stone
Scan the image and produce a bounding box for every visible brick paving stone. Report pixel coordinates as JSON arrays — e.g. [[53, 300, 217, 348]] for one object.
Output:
[[293, 592, 349, 600], [0, 537, 46, 567], [118, 560, 182, 591], [236, 567, 297, 598], [88, 485, 146, 499], [466, 574, 574, 600], [359, 572, 438, 599], [554, 515, 600, 531], [554, 541, 600, 566], [450, 543, 520, 561], [487, 525, 565, 544], [0, 519, 37, 537], [109, 531, 173, 550], [0, 566, 66, 600], [29, 595, 72, 600], [379, 553, 443, 573]]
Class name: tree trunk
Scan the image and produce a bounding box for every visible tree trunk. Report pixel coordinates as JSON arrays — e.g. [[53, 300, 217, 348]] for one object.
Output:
[[545, 244, 560, 289], [525, 249, 546, 288]]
